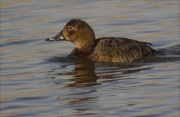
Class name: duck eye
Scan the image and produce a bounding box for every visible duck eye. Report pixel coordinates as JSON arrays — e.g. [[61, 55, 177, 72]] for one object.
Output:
[[68, 26, 73, 30]]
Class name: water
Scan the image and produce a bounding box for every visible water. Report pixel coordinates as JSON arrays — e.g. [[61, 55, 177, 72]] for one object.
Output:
[[1, 0, 180, 117]]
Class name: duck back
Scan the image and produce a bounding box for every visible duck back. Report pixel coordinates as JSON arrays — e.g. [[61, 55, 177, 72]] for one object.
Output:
[[90, 37, 156, 62]]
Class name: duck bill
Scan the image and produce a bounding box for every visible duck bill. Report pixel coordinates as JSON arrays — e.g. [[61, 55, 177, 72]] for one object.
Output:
[[45, 31, 66, 41]]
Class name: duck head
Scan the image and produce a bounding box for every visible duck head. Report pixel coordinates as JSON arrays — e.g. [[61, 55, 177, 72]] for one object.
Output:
[[45, 19, 95, 50]]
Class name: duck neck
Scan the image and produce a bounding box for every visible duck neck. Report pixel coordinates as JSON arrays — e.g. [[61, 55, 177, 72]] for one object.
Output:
[[75, 40, 95, 54], [75, 31, 95, 53]]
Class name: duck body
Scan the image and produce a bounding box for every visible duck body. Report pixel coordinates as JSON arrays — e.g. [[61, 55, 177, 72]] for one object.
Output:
[[69, 37, 155, 62], [45, 19, 156, 62]]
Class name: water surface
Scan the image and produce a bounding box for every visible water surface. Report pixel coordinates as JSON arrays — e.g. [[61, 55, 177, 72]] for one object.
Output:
[[1, 0, 180, 117]]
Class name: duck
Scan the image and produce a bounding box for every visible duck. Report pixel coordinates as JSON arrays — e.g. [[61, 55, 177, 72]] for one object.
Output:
[[45, 19, 156, 62]]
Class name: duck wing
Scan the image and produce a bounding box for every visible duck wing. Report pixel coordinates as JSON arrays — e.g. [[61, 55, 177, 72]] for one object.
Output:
[[91, 37, 156, 62]]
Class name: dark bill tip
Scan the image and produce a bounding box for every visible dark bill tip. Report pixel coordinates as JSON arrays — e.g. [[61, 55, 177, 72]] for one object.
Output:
[[45, 37, 55, 41]]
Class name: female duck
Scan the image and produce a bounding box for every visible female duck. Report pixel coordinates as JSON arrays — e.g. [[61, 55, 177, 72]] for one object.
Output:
[[45, 19, 156, 62]]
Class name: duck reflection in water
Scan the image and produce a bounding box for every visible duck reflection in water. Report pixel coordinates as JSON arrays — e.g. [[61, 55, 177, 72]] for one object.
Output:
[[46, 58, 152, 88], [61, 60, 98, 87], [46, 59, 153, 107]]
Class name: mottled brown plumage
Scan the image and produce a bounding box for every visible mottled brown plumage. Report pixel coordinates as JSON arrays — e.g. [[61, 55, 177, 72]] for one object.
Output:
[[45, 19, 156, 62]]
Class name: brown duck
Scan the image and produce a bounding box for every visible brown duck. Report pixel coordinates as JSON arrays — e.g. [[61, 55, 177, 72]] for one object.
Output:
[[45, 19, 156, 62]]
